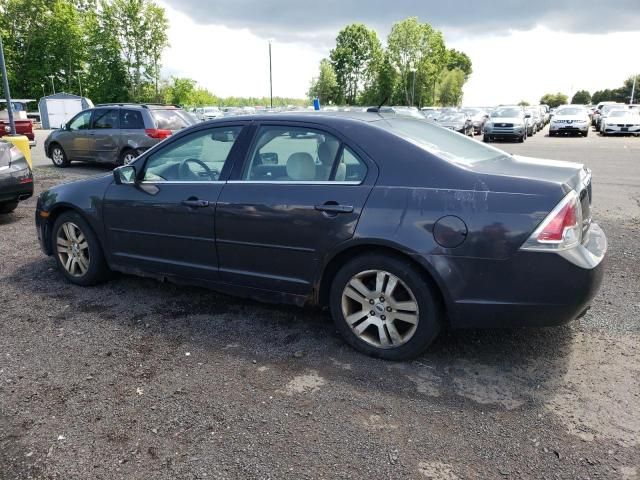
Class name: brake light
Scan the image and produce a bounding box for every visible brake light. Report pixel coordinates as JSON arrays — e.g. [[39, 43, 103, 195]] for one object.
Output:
[[537, 201, 577, 242], [521, 190, 582, 251], [145, 128, 172, 139]]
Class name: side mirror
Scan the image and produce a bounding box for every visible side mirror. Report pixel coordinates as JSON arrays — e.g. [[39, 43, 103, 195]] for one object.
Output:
[[113, 165, 137, 185], [525, 114, 531, 118]]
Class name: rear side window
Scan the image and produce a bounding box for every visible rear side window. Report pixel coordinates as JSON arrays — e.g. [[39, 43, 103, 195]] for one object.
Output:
[[242, 126, 367, 183], [120, 110, 144, 129], [151, 110, 190, 130], [93, 109, 119, 129]]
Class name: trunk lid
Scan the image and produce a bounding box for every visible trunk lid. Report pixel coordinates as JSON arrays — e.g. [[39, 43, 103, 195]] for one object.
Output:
[[477, 154, 592, 236]]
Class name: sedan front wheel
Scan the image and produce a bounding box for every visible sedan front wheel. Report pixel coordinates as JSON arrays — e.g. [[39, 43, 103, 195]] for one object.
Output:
[[52, 211, 110, 286], [330, 254, 441, 360]]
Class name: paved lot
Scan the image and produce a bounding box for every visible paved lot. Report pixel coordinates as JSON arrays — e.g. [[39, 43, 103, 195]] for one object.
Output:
[[1, 127, 639, 479]]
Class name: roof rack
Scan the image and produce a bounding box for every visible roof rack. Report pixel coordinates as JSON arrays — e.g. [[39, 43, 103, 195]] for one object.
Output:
[[95, 103, 180, 109]]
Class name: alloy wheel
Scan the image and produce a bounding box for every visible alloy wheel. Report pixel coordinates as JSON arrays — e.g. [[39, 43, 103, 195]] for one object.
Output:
[[123, 152, 136, 165], [341, 270, 419, 349], [52, 148, 65, 165], [56, 222, 90, 277]]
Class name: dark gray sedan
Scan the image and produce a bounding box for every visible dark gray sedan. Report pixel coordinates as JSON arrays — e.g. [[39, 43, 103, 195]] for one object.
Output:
[[35, 113, 606, 359]]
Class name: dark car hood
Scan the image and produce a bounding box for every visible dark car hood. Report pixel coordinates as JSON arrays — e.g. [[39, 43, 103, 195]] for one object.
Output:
[[473, 155, 589, 193]]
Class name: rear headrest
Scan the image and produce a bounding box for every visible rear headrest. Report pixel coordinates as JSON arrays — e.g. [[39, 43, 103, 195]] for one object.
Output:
[[286, 152, 316, 181]]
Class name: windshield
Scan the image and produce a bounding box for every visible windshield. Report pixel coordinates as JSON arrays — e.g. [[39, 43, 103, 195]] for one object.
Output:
[[608, 110, 629, 117], [555, 107, 585, 116], [602, 104, 623, 114], [376, 117, 507, 166], [491, 107, 521, 118], [440, 113, 466, 122]]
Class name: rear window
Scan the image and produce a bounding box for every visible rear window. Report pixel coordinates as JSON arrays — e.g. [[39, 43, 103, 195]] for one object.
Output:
[[120, 110, 144, 129], [376, 117, 507, 166], [151, 109, 193, 130]]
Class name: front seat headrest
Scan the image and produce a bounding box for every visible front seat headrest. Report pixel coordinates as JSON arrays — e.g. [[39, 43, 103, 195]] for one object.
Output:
[[286, 152, 316, 181]]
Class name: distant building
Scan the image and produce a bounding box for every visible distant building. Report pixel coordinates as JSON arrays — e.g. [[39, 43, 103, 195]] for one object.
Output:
[[38, 93, 93, 129]]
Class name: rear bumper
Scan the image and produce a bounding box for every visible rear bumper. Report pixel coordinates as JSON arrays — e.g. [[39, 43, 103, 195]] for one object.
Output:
[[432, 224, 607, 329], [29, 140, 36, 148], [0, 170, 34, 203]]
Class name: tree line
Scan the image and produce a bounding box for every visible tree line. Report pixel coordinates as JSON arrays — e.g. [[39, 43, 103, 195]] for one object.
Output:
[[538, 75, 639, 108], [308, 18, 472, 108]]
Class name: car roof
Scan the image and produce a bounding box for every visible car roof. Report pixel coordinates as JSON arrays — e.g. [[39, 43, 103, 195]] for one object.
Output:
[[199, 111, 391, 125]]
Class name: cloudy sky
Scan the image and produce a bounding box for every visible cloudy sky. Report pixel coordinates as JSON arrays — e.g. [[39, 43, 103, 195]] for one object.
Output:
[[158, 0, 640, 105]]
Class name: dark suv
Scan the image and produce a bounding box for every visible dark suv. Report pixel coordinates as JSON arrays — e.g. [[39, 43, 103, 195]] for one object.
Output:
[[44, 104, 197, 167]]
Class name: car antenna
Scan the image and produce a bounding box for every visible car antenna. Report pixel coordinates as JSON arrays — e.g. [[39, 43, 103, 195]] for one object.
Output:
[[366, 96, 389, 115]]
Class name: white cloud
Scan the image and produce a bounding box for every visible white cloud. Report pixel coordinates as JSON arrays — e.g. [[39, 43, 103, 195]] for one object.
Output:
[[159, 1, 638, 105], [448, 27, 638, 106], [159, 1, 323, 99]]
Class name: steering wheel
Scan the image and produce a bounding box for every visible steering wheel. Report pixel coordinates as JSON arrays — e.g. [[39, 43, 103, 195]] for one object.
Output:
[[178, 158, 218, 180]]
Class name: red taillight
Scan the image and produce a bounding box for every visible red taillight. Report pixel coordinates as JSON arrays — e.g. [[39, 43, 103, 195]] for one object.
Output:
[[521, 190, 583, 252], [145, 128, 172, 139], [537, 201, 578, 242], [19, 177, 33, 184]]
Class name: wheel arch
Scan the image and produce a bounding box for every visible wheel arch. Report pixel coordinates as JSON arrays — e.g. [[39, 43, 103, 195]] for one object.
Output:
[[42, 204, 105, 256], [315, 241, 451, 323]]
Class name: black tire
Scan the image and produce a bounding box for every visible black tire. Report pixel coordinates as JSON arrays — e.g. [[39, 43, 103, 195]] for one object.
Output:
[[329, 253, 442, 360], [0, 201, 18, 214], [118, 148, 137, 166], [518, 134, 525, 143], [583, 130, 589, 137], [50, 143, 69, 168], [549, 131, 555, 137], [51, 211, 111, 286], [483, 134, 490, 143]]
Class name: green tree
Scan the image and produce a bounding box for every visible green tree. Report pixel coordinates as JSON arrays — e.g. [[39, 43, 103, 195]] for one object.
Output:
[[386, 17, 447, 107], [329, 23, 382, 105], [446, 48, 472, 80], [540, 92, 568, 108], [163, 77, 196, 106], [362, 51, 398, 106], [83, 8, 129, 102], [436, 68, 465, 106], [107, 0, 169, 102], [308, 58, 339, 105], [518, 100, 530, 107], [571, 90, 591, 104], [0, 0, 86, 98]]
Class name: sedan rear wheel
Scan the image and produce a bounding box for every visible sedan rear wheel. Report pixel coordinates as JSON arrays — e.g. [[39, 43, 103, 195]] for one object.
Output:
[[330, 254, 441, 360], [53, 211, 110, 285]]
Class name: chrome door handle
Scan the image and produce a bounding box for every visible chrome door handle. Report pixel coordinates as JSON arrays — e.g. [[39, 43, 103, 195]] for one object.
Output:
[[314, 204, 354, 214], [181, 199, 210, 208]]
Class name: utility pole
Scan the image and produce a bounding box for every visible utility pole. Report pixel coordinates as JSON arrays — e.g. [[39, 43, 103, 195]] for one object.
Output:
[[631, 75, 637, 104], [49, 75, 56, 94], [411, 68, 417, 107], [268, 40, 273, 109], [0, 34, 16, 135], [77, 72, 83, 97]]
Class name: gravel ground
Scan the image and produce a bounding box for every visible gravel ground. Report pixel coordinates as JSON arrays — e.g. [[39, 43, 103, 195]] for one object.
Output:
[[1, 127, 639, 479]]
